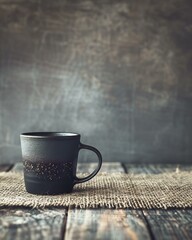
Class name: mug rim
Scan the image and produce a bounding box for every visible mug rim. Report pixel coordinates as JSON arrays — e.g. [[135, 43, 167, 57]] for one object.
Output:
[[20, 132, 80, 139]]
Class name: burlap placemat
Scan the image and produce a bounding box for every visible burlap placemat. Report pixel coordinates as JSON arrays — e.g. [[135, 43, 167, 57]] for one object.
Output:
[[0, 171, 191, 209]]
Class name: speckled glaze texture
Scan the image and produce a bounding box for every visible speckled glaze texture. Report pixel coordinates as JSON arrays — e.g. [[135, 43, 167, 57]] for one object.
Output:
[[20, 132, 102, 195], [23, 161, 73, 180]]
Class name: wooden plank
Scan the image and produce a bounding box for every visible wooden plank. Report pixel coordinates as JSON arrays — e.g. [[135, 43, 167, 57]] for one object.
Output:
[[124, 163, 192, 174], [77, 162, 125, 175], [3, 162, 151, 239], [1, 162, 67, 240], [66, 209, 151, 240], [143, 209, 192, 240], [0, 164, 12, 172], [65, 163, 151, 240], [0, 207, 67, 240], [124, 164, 192, 240]]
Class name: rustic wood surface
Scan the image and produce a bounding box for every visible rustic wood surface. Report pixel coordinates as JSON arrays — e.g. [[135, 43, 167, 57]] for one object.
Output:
[[65, 163, 151, 240], [124, 163, 192, 174], [143, 209, 192, 240], [0, 162, 192, 240], [65, 208, 150, 240], [0, 207, 67, 240], [77, 162, 125, 174], [124, 163, 192, 240], [1, 162, 67, 240]]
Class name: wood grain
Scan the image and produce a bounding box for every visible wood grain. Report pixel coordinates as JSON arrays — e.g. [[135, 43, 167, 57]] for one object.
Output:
[[65, 209, 150, 240], [1, 162, 192, 239], [143, 209, 192, 240], [0, 207, 67, 240], [65, 163, 151, 240], [77, 162, 125, 175], [4, 162, 151, 239], [1, 162, 67, 240], [124, 164, 192, 240], [124, 163, 192, 174]]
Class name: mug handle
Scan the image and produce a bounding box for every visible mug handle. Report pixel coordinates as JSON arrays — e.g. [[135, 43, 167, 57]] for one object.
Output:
[[74, 143, 102, 184]]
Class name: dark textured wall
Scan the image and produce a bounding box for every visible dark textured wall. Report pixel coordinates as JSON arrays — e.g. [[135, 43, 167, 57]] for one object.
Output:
[[0, 0, 192, 164]]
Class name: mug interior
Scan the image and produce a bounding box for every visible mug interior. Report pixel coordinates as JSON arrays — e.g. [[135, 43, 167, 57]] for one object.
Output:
[[21, 132, 80, 138]]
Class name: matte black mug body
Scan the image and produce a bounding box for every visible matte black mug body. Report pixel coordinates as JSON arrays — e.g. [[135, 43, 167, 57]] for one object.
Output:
[[20, 132, 102, 195]]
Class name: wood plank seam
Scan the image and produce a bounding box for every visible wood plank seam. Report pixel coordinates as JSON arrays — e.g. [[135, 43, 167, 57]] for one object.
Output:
[[121, 162, 128, 173], [141, 211, 156, 240], [62, 206, 69, 240], [122, 162, 155, 240], [64, 163, 152, 240]]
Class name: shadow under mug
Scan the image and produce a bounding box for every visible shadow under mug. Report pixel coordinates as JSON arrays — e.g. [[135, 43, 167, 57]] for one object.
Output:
[[20, 132, 102, 195]]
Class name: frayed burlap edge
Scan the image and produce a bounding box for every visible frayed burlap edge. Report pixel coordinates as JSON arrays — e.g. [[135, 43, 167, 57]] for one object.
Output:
[[0, 171, 191, 209]]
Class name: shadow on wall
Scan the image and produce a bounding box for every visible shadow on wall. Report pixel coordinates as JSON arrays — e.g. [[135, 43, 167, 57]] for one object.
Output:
[[0, 0, 192, 164]]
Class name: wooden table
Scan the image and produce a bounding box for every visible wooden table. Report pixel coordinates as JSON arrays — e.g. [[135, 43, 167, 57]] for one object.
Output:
[[0, 162, 192, 240]]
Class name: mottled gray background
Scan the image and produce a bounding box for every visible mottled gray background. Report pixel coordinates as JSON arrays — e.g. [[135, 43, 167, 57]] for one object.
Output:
[[0, 0, 192, 164]]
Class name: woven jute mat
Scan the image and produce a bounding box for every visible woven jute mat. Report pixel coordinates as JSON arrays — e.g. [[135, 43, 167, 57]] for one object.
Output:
[[0, 171, 191, 209]]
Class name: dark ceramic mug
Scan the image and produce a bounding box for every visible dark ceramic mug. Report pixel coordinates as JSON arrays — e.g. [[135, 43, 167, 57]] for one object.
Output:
[[20, 132, 102, 195]]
